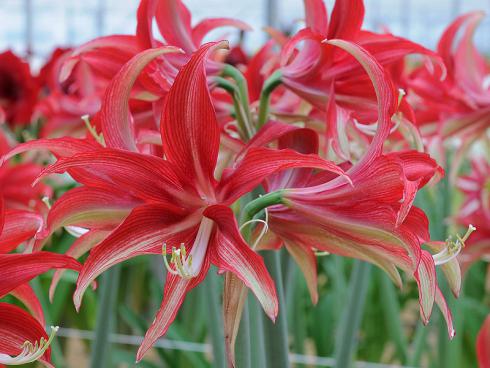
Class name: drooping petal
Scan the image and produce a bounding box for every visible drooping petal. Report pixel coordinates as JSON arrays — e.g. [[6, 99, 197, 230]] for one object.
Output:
[[414, 250, 437, 324], [73, 204, 199, 310], [100, 47, 182, 151], [324, 39, 396, 175], [136, 268, 207, 362], [477, 315, 490, 368], [44, 187, 140, 236], [0, 210, 43, 254], [435, 286, 455, 339], [218, 147, 349, 204], [0, 252, 81, 298], [284, 241, 318, 304], [36, 149, 185, 203], [161, 41, 228, 194], [49, 230, 110, 302], [136, 0, 158, 48], [0, 303, 51, 365], [425, 241, 461, 297], [205, 205, 278, 321], [9, 284, 45, 326]]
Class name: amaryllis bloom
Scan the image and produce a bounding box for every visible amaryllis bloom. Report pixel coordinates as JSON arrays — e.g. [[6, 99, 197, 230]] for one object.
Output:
[[456, 158, 490, 279], [407, 12, 490, 178], [478, 315, 490, 368], [0, 51, 39, 127], [21, 42, 346, 361], [254, 39, 456, 334]]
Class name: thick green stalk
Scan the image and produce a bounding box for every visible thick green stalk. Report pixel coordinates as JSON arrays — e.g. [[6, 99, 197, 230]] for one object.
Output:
[[221, 64, 253, 127], [247, 296, 267, 368], [90, 266, 121, 368], [204, 270, 226, 368], [235, 301, 251, 368], [262, 250, 291, 368], [334, 261, 371, 368], [378, 270, 408, 363], [257, 70, 282, 129]]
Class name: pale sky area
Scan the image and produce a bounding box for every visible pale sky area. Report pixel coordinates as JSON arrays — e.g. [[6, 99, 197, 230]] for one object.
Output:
[[0, 0, 489, 68]]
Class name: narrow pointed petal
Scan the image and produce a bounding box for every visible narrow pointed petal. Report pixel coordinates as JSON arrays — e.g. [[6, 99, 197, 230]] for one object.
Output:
[[155, 0, 195, 53], [414, 250, 437, 324], [477, 315, 490, 368], [0, 252, 81, 298], [100, 46, 182, 151], [73, 204, 198, 310], [284, 241, 318, 304], [435, 286, 455, 339], [50, 230, 110, 302], [328, 0, 364, 40], [205, 205, 278, 320], [10, 284, 45, 326], [425, 241, 461, 297], [161, 41, 228, 192], [303, 0, 328, 34], [44, 187, 140, 236]]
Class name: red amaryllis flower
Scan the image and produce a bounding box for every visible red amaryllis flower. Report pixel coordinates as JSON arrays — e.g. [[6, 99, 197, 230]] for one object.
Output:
[[254, 40, 455, 335], [456, 157, 490, 278], [478, 315, 490, 368], [25, 42, 346, 361], [0, 51, 39, 127], [407, 12, 490, 179]]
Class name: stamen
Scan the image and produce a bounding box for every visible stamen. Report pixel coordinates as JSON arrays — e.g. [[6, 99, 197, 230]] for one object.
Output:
[[0, 326, 59, 365], [82, 115, 105, 146], [162, 243, 195, 279], [397, 88, 406, 107], [433, 225, 476, 266], [239, 206, 269, 250]]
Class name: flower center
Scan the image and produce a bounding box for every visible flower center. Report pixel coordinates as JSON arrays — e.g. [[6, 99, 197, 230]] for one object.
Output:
[[162, 217, 214, 279], [433, 224, 476, 266], [0, 326, 59, 365]]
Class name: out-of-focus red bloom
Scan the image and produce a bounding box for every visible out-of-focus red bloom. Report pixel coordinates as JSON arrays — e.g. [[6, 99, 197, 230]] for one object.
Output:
[[0, 51, 39, 127], [457, 158, 490, 278], [15, 42, 347, 361], [407, 12, 490, 178], [478, 315, 490, 368]]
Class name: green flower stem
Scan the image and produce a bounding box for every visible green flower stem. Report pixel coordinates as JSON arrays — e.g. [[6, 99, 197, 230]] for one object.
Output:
[[241, 190, 284, 225], [334, 260, 371, 368], [257, 70, 282, 129], [262, 250, 291, 368], [378, 269, 408, 363], [235, 301, 251, 368], [221, 65, 253, 122], [204, 270, 226, 368], [247, 296, 267, 368], [90, 265, 121, 368]]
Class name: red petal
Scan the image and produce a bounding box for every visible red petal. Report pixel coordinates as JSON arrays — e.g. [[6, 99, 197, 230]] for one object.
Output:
[[205, 205, 278, 321], [218, 147, 349, 204], [100, 47, 182, 151], [0, 252, 80, 298], [44, 187, 140, 236], [327, 0, 364, 40], [435, 286, 455, 339], [414, 250, 436, 324], [477, 315, 490, 368], [0, 210, 43, 254], [73, 204, 198, 310], [161, 42, 228, 194], [0, 303, 51, 364], [155, 0, 195, 53], [9, 284, 45, 326], [50, 230, 110, 302], [304, 0, 328, 35]]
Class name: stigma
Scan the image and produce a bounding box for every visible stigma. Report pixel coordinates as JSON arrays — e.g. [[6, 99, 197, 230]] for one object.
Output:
[[433, 224, 476, 266]]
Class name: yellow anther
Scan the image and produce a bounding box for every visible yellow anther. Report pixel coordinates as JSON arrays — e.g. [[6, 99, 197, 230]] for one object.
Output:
[[433, 225, 476, 266]]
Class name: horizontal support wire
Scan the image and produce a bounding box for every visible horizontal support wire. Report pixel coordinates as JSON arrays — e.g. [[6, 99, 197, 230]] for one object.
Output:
[[57, 328, 415, 368]]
